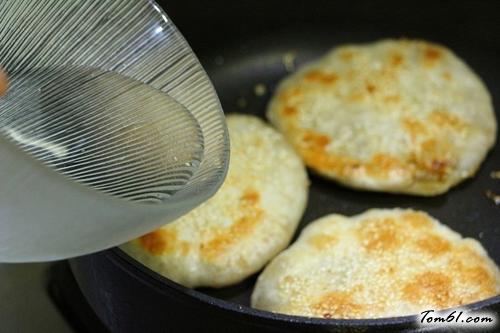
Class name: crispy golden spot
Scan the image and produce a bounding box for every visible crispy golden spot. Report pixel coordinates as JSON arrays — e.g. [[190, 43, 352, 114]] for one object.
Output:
[[299, 147, 359, 177], [423, 47, 443, 67], [416, 234, 451, 256], [420, 138, 436, 152], [410, 159, 448, 181], [297, 128, 453, 182], [302, 130, 331, 148], [298, 133, 405, 179], [304, 70, 339, 85], [412, 139, 452, 180], [201, 210, 263, 260], [299, 128, 454, 182], [429, 110, 468, 131], [282, 105, 298, 116], [241, 189, 260, 204], [365, 82, 377, 94], [278, 87, 302, 103], [298, 130, 367, 177], [402, 272, 454, 308], [139, 229, 189, 256], [402, 211, 433, 228], [365, 154, 404, 178], [308, 234, 338, 250], [140, 230, 170, 255], [311, 290, 363, 319], [371, 154, 401, 168], [200, 189, 263, 261], [391, 53, 404, 66], [442, 71, 452, 80], [425, 48, 441, 60], [402, 118, 428, 141], [383, 94, 401, 103], [430, 159, 449, 175], [358, 217, 401, 252]]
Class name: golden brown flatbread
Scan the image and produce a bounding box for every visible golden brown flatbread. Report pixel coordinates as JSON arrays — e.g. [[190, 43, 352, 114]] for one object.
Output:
[[252, 209, 500, 318], [122, 114, 309, 288], [267, 39, 496, 195]]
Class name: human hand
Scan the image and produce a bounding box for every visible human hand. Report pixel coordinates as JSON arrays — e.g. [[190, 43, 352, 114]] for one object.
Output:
[[0, 68, 9, 96]]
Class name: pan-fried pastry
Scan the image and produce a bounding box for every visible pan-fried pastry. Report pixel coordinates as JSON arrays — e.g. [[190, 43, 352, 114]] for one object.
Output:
[[267, 39, 497, 195], [122, 114, 309, 288], [251, 209, 500, 318]]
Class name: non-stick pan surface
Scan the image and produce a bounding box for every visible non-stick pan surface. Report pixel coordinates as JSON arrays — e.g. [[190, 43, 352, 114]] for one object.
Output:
[[71, 1, 500, 332]]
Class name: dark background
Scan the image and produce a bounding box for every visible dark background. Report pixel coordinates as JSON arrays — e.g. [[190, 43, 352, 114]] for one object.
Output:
[[163, 0, 500, 56]]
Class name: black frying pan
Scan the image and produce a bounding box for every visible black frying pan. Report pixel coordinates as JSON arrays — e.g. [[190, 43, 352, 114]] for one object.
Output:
[[70, 0, 500, 332]]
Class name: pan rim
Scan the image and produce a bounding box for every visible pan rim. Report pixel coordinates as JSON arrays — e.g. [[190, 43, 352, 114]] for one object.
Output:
[[107, 247, 500, 328]]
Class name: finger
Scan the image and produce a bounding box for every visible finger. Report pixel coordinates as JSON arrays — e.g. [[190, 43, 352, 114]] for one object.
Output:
[[0, 68, 9, 96]]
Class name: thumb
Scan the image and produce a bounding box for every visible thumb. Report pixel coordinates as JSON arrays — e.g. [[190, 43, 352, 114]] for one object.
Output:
[[0, 68, 9, 96]]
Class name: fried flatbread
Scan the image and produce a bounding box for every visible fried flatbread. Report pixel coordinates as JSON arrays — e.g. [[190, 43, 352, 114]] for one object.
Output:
[[122, 114, 309, 288], [267, 39, 496, 195], [252, 209, 500, 318]]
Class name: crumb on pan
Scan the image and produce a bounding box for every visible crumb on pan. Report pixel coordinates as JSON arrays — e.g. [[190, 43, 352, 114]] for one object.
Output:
[[282, 51, 297, 72], [254, 83, 267, 96], [490, 171, 500, 179], [485, 190, 500, 205]]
